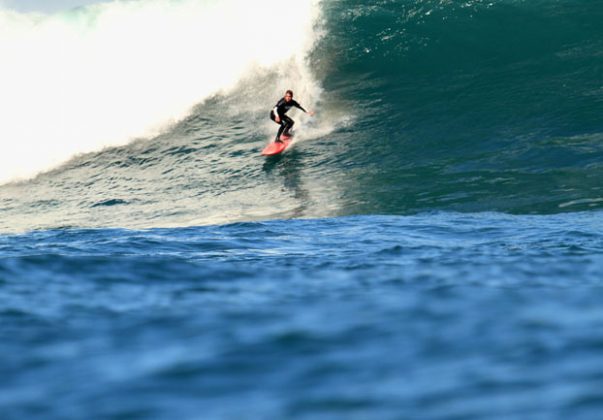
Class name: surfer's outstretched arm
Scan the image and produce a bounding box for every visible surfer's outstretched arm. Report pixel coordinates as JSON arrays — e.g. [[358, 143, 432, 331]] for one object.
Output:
[[292, 100, 314, 116], [300, 105, 315, 116]]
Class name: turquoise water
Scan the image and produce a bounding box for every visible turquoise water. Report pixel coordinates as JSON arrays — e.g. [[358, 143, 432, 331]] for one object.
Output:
[[1, 1, 603, 419]]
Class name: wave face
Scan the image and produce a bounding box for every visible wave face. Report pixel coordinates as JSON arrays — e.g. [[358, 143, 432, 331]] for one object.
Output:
[[1, 0, 602, 231], [314, 0, 603, 215]]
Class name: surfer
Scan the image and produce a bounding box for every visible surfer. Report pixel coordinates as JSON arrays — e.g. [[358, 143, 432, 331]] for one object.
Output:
[[270, 90, 314, 142]]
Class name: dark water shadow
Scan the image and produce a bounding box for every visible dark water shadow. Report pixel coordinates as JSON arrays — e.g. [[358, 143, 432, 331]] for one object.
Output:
[[262, 148, 310, 218]]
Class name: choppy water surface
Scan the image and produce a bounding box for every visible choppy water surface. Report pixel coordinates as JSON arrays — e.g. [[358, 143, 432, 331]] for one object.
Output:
[[2, 213, 603, 419]]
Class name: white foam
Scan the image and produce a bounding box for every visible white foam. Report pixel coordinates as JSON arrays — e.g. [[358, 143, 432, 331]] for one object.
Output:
[[0, 0, 322, 184]]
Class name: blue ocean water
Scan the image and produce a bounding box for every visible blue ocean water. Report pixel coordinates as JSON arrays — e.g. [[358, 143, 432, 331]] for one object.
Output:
[[1, 0, 603, 419], [2, 213, 602, 419]]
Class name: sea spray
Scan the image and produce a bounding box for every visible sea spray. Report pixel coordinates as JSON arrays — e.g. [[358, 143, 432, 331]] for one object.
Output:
[[0, 0, 323, 184]]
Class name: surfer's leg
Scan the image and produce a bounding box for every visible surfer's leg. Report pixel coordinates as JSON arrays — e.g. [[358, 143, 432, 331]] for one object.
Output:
[[271, 112, 285, 142], [282, 116, 294, 136], [276, 121, 287, 142]]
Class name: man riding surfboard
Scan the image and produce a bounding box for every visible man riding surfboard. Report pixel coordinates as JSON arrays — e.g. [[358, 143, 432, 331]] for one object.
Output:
[[270, 90, 314, 143]]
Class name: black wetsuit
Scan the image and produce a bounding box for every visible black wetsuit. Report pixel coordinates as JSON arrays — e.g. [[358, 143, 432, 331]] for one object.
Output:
[[270, 98, 307, 141]]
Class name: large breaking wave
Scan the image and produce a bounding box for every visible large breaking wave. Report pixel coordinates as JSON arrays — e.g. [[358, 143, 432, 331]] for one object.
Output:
[[0, 0, 602, 232], [0, 0, 323, 184]]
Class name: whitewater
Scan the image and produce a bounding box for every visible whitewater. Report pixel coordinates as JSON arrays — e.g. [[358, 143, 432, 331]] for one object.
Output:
[[0, 0, 323, 184]]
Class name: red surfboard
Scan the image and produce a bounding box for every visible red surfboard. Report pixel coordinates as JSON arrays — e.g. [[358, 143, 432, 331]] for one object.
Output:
[[261, 134, 293, 156]]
